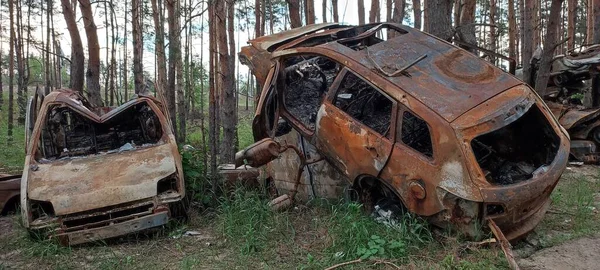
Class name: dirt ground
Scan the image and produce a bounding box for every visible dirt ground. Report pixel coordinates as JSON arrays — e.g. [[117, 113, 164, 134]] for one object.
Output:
[[1, 164, 599, 269]]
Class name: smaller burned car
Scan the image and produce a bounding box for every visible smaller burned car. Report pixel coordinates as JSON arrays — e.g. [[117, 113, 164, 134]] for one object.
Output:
[[0, 174, 20, 215], [21, 89, 186, 245], [239, 23, 570, 241]]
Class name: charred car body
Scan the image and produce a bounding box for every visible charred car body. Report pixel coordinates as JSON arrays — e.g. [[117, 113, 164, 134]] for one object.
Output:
[[21, 89, 186, 245], [239, 23, 570, 241]]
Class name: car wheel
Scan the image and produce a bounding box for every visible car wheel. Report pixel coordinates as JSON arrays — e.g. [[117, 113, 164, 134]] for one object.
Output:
[[553, 73, 569, 86], [591, 127, 600, 145]]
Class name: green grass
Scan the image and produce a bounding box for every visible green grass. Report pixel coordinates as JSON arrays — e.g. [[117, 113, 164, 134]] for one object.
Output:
[[0, 94, 26, 174]]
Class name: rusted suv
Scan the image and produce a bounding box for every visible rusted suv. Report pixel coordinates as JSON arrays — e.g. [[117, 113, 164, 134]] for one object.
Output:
[[240, 23, 570, 240], [21, 89, 186, 245]]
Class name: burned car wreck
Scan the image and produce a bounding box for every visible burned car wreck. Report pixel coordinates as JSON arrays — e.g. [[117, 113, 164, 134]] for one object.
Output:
[[238, 23, 570, 241], [21, 89, 186, 245], [0, 174, 21, 215]]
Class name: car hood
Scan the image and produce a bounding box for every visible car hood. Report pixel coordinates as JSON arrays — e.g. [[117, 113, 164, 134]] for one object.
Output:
[[26, 143, 177, 215]]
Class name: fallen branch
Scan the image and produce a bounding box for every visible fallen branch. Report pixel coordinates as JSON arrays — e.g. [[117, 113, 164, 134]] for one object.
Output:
[[325, 258, 363, 270]]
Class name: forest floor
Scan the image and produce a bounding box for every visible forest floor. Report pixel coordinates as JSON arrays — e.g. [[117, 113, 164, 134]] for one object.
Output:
[[1, 94, 600, 269]]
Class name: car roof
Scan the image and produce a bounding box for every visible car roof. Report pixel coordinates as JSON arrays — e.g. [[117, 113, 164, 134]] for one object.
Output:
[[249, 23, 522, 122]]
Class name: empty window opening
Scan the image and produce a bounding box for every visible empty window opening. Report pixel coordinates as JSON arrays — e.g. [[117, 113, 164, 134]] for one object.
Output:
[[283, 55, 341, 131], [37, 102, 164, 161], [400, 111, 433, 158], [471, 106, 560, 185], [334, 72, 393, 136], [339, 25, 407, 51]]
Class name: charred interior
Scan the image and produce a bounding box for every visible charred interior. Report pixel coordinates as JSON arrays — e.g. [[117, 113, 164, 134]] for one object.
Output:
[[37, 102, 163, 161], [334, 72, 393, 135], [471, 105, 560, 185], [283, 55, 340, 130]]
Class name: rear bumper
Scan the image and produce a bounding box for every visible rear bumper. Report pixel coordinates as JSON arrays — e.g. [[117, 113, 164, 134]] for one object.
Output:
[[55, 212, 169, 245]]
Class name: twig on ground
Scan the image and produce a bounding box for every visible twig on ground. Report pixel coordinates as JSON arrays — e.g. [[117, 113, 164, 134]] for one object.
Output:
[[373, 259, 402, 269], [325, 258, 363, 270]]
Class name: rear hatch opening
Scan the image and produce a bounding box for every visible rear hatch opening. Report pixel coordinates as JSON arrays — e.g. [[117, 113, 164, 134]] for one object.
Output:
[[471, 105, 560, 185]]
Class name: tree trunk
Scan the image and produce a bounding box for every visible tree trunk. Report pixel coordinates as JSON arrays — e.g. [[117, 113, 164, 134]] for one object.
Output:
[[45, 0, 51, 95], [458, 0, 477, 52], [287, 0, 302, 28], [522, 0, 535, 86], [166, 0, 179, 139], [124, 0, 128, 99], [535, 0, 564, 95], [508, 0, 517, 60], [79, 0, 103, 107], [358, 0, 365, 25], [255, 0, 262, 37], [594, 0, 600, 43], [489, 0, 497, 62], [392, 0, 405, 24], [413, 0, 422, 30], [322, 0, 327, 22], [588, 0, 594, 44], [208, 1, 218, 179], [8, 0, 15, 140], [151, 0, 167, 101], [15, 0, 25, 124], [424, 0, 453, 41], [305, 0, 315, 24], [532, 0, 540, 47], [566, 0, 576, 50], [332, 0, 339, 22], [220, 0, 236, 162], [132, 0, 144, 95], [174, 0, 185, 143], [369, 0, 380, 23]]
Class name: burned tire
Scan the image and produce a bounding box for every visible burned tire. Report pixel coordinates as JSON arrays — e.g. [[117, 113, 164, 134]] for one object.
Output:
[[591, 127, 600, 145], [553, 73, 569, 86]]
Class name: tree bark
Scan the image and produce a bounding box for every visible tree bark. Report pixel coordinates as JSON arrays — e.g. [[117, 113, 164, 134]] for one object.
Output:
[[489, 0, 497, 62], [358, 0, 365, 25], [8, 0, 15, 140], [61, 0, 85, 93], [508, 0, 517, 60], [535, 0, 564, 95], [369, 0, 379, 23], [594, 0, 600, 43], [458, 0, 477, 52], [208, 1, 218, 179], [220, 0, 237, 162], [79, 0, 103, 107], [132, 0, 144, 95], [588, 0, 594, 44], [255, 0, 262, 37], [332, 0, 339, 22], [166, 0, 179, 140], [424, 0, 453, 41], [322, 0, 327, 22], [522, 0, 535, 86], [124, 0, 128, 99], [151, 0, 167, 102], [15, 0, 25, 124], [566, 0, 576, 50], [287, 0, 302, 28], [305, 0, 315, 24], [413, 0, 422, 30]]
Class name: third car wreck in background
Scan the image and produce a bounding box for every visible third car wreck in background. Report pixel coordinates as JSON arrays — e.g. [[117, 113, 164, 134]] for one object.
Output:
[[238, 23, 570, 242]]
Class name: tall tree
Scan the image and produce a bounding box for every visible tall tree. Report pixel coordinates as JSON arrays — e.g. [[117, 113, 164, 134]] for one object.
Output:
[[458, 0, 477, 51], [255, 0, 262, 37], [151, 0, 167, 101], [322, 0, 327, 22], [304, 0, 315, 24], [522, 0, 535, 85], [535, 0, 565, 95], [508, 0, 517, 60], [358, 0, 365, 25], [132, 0, 144, 95], [174, 0, 185, 142], [392, 0, 405, 24], [369, 0, 380, 23], [166, 0, 179, 139], [286, 0, 302, 28], [424, 0, 453, 41], [8, 0, 15, 140], [208, 0, 219, 180], [413, 0, 422, 30], [79, 0, 103, 107], [124, 0, 129, 99], [60, 0, 85, 93], [220, 0, 237, 162], [15, 0, 25, 124], [594, 0, 600, 43], [332, 0, 339, 22], [588, 0, 594, 44], [567, 0, 577, 50], [489, 0, 497, 60]]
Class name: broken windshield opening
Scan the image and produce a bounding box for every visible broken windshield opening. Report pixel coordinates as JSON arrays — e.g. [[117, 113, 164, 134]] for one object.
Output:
[[471, 105, 560, 185], [339, 25, 407, 51], [282, 55, 341, 131], [36, 102, 164, 162]]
